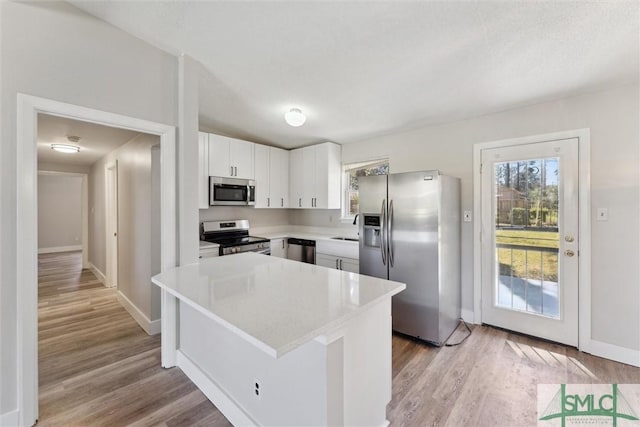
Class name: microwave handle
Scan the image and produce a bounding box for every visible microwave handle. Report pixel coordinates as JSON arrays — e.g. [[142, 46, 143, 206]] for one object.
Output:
[[247, 185, 251, 203]]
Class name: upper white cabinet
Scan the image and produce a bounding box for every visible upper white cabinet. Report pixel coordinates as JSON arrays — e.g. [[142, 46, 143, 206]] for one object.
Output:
[[289, 142, 341, 209], [208, 133, 254, 180], [198, 132, 210, 209], [255, 145, 289, 209]]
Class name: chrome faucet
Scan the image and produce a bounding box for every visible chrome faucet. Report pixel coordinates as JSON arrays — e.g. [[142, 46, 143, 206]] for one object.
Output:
[[352, 214, 359, 226]]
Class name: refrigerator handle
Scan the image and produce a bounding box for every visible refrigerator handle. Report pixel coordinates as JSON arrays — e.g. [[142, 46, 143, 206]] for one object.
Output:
[[388, 199, 394, 267], [381, 199, 387, 265]]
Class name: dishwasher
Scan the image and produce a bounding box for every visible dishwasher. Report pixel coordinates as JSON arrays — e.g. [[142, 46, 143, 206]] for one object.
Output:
[[287, 238, 316, 264]]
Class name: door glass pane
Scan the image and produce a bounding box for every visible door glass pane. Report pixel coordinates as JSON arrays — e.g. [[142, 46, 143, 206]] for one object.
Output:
[[494, 158, 560, 318]]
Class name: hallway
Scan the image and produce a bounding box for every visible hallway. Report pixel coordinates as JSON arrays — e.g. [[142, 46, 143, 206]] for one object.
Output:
[[37, 251, 230, 426]]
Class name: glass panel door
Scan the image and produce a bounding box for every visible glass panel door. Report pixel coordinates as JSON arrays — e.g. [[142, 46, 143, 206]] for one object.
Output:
[[494, 158, 560, 318]]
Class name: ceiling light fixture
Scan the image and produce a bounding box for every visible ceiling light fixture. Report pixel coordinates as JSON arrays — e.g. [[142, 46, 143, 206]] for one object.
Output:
[[285, 108, 306, 127], [51, 143, 80, 154]]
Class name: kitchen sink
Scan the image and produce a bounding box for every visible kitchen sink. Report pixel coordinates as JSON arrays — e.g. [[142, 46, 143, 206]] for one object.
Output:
[[331, 237, 359, 242]]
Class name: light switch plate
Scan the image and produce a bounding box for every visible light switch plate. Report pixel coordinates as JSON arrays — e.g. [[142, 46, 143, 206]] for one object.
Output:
[[463, 210, 472, 222], [596, 208, 608, 221]]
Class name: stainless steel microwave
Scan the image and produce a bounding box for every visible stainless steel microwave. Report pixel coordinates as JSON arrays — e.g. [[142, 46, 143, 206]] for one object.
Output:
[[209, 176, 256, 206]]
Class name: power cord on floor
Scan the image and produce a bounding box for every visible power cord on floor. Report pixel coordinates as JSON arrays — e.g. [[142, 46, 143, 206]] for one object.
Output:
[[445, 318, 472, 347]]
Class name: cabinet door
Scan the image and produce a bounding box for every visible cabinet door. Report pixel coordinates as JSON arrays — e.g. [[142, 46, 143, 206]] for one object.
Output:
[[340, 257, 359, 273], [314, 142, 342, 209], [208, 134, 231, 177], [230, 139, 254, 179], [301, 146, 315, 208], [289, 148, 304, 209], [270, 147, 289, 208], [316, 253, 338, 269], [254, 144, 270, 208], [270, 238, 287, 258], [198, 132, 210, 209]]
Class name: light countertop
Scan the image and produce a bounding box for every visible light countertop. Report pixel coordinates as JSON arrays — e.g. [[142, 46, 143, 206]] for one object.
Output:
[[252, 227, 360, 258], [152, 253, 405, 358]]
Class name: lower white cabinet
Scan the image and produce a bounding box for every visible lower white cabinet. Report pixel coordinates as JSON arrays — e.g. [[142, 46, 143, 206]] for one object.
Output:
[[271, 238, 287, 258], [316, 253, 359, 273]]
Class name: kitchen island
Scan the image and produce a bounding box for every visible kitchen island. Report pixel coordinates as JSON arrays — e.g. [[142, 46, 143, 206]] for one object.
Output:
[[152, 252, 405, 426]]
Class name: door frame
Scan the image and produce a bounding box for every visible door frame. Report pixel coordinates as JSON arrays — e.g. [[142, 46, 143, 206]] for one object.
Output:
[[17, 94, 177, 426], [473, 128, 591, 351], [105, 162, 118, 288], [37, 170, 89, 269]]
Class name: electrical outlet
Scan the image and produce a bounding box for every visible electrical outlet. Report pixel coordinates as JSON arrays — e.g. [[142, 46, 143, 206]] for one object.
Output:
[[463, 210, 472, 222]]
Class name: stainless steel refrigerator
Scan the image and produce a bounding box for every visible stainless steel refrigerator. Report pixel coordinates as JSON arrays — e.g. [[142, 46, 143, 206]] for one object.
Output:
[[358, 170, 461, 346]]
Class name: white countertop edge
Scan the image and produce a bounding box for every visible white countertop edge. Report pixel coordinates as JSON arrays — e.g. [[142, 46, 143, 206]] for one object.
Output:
[[152, 275, 405, 359]]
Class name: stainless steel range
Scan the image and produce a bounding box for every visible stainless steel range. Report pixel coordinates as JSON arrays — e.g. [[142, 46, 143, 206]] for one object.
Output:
[[201, 220, 270, 256]]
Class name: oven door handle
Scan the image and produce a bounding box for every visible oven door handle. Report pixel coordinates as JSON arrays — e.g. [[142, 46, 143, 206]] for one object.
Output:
[[256, 249, 271, 255]]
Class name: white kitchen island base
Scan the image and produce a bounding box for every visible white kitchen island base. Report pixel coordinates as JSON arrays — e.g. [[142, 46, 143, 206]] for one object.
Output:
[[152, 254, 405, 426], [178, 299, 391, 426]]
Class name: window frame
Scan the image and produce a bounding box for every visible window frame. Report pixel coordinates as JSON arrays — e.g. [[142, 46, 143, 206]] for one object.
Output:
[[341, 158, 389, 222]]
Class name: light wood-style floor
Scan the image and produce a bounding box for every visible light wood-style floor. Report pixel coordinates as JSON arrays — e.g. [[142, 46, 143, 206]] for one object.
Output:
[[38, 251, 639, 426]]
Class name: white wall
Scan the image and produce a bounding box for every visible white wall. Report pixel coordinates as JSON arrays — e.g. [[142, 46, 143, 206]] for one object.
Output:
[[117, 134, 161, 321], [339, 83, 640, 351], [39, 161, 90, 175], [37, 175, 83, 250], [200, 206, 290, 230], [1, 1, 177, 415]]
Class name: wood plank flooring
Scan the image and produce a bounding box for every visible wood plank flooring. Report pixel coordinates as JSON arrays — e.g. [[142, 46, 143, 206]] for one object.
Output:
[[37, 251, 639, 426]]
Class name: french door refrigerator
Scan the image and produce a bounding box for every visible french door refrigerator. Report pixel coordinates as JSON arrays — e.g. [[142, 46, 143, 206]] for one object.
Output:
[[358, 170, 461, 346]]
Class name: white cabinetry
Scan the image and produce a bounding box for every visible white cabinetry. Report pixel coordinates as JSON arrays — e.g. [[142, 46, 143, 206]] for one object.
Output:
[[289, 142, 341, 209], [198, 132, 210, 209], [270, 238, 287, 258], [208, 133, 254, 180], [316, 253, 359, 273], [255, 145, 289, 209]]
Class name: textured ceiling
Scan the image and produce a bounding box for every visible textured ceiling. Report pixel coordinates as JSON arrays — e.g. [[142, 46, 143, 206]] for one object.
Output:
[[71, 1, 639, 149], [38, 114, 140, 166]]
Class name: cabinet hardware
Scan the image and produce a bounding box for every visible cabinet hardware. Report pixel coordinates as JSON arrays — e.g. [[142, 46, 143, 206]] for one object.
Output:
[[336, 259, 339, 269], [339, 259, 343, 270], [299, 198, 301, 207], [267, 197, 270, 207], [234, 166, 238, 176], [230, 166, 233, 176], [282, 240, 285, 249], [281, 198, 283, 207]]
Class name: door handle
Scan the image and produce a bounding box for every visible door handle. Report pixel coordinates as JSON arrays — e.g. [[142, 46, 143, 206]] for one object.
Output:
[[565, 249, 575, 257], [565, 235, 575, 243], [380, 199, 387, 266], [388, 200, 394, 267]]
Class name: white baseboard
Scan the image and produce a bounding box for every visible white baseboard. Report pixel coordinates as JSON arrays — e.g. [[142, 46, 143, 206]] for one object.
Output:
[[177, 350, 256, 427], [586, 339, 640, 367], [1, 409, 19, 427], [86, 262, 108, 287], [116, 291, 161, 336], [461, 309, 475, 324], [37, 244, 82, 254]]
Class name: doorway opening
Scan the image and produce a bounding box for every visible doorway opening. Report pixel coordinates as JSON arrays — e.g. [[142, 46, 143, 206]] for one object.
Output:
[[17, 94, 176, 426]]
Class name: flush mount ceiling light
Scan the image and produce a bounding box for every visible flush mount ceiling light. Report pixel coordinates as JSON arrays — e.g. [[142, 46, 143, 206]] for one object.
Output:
[[51, 136, 81, 153], [285, 108, 306, 127]]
